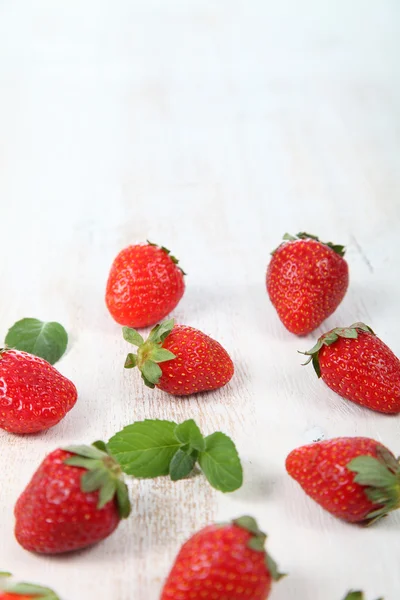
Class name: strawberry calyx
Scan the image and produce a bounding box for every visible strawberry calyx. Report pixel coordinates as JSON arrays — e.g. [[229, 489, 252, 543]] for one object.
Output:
[[146, 240, 187, 275], [343, 592, 383, 600], [347, 445, 400, 525], [233, 516, 286, 581], [62, 442, 131, 519], [300, 322, 375, 377], [0, 574, 59, 599], [122, 318, 176, 388], [272, 232, 346, 257]]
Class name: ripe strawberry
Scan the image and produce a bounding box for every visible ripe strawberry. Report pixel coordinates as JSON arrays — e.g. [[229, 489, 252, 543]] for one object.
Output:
[[266, 232, 349, 335], [0, 349, 77, 434], [122, 318, 234, 395], [160, 516, 284, 600], [0, 574, 59, 600], [14, 444, 130, 554], [286, 437, 400, 524], [105, 241, 186, 328], [302, 322, 400, 414]]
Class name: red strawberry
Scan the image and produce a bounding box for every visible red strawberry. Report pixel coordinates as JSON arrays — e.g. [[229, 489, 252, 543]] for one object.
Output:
[[0, 349, 77, 434], [160, 516, 284, 600], [105, 241, 185, 328], [266, 232, 349, 335], [122, 318, 234, 395], [14, 444, 130, 554], [286, 437, 400, 524], [0, 574, 59, 600], [302, 322, 400, 414]]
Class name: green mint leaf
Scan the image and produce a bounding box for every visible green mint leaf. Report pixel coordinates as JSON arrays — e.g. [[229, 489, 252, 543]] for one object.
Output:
[[141, 360, 162, 384], [107, 420, 182, 477], [175, 419, 205, 452], [150, 348, 176, 363], [122, 327, 144, 346], [198, 432, 243, 493], [169, 449, 196, 480], [124, 353, 137, 369], [5, 318, 68, 365]]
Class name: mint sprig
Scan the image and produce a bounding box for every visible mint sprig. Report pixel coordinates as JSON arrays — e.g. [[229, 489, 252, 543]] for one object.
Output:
[[107, 419, 243, 493], [5, 318, 68, 365]]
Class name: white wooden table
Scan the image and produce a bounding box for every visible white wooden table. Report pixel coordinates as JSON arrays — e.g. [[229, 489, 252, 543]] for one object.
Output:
[[1, 1, 400, 598]]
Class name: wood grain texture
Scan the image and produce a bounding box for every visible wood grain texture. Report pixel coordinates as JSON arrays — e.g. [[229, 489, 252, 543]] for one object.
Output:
[[1, 0, 400, 598]]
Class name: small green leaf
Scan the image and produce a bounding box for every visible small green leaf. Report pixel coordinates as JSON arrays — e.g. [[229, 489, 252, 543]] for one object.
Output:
[[169, 449, 196, 480], [265, 552, 286, 581], [5, 318, 68, 365], [376, 445, 400, 473], [64, 457, 104, 470], [122, 327, 144, 346], [147, 319, 175, 344], [150, 348, 176, 363], [124, 353, 138, 369], [64, 444, 106, 459], [81, 468, 108, 493], [107, 420, 182, 478], [347, 456, 397, 487], [248, 536, 266, 552], [115, 479, 131, 519], [141, 360, 162, 384], [98, 478, 117, 509], [92, 440, 108, 453], [343, 592, 364, 600], [4, 582, 60, 599], [234, 515, 263, 536], [175, 420, 205, 452], [0, 572, 11, 577], [198, 432, 243, 493], [334, 328, 358, 339]]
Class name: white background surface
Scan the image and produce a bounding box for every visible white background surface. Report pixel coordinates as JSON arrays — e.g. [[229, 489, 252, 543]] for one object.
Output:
[[1, 1, 400, 598]]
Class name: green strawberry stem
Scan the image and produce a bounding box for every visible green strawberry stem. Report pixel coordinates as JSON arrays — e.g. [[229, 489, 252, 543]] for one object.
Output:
[[0, 575, 60, 599], [233, 516, 286, 581], [299, 322, 375, 377], [122, 318, 176, 388], [343, 592, 383, 600], [146, 240, 187, 275], [272, 232, 346, 256], [63, 443, 131, 519], [347, 445, 400, 524]]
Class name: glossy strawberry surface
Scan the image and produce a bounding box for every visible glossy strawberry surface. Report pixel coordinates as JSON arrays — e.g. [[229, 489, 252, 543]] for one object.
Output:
[[14, 450, 121, 554], [161, 523, 273, 600], [0, 350, 77, 434], [267, 237, 348, 335], [158, 325, 234, 395], [106, 243, 185, 328], [286, 437, 392, 523]]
